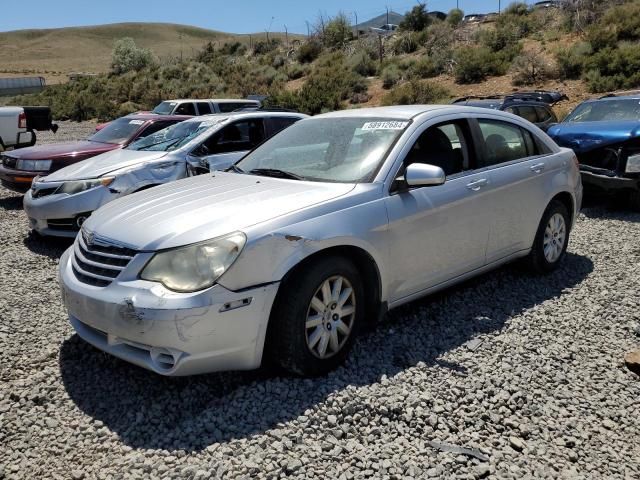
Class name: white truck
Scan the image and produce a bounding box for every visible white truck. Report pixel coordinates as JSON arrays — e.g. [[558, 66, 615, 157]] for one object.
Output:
[[150, 98, 260, 116], [0, 106, 57, 151]]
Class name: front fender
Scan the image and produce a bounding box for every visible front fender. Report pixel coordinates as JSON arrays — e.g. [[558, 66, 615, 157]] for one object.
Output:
[[218, 198, 390, 300]]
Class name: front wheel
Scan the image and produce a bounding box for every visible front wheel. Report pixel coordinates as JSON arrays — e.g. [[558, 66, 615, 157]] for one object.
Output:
[[526, 200, 570, 274], [268, 256, 364, 376]]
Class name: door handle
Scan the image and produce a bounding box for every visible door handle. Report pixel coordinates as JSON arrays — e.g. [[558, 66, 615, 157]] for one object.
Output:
[[466, 178, 488, 191], [530, 163, 545, 173]]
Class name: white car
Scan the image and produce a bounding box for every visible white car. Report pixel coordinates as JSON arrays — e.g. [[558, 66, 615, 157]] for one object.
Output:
[[58, 105, 582, 376], [24, 111, 306, 237]]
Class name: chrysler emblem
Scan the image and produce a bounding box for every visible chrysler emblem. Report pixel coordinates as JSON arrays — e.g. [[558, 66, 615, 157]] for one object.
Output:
[[86, 231, 95, 246]]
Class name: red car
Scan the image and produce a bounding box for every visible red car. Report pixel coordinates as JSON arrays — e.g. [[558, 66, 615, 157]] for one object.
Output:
[[0, 113, 191, 192]]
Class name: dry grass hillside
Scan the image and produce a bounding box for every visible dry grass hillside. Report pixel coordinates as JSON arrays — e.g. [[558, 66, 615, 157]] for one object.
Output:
[[0, 22, 298, 83]]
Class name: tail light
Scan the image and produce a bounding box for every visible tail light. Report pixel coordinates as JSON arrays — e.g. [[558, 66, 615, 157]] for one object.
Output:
[[18, 112, 27, 129]]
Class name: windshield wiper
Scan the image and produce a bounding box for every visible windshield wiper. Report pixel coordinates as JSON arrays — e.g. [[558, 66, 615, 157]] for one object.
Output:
[[226, 164, 245, 173], [248, 168, 304, 180], [135, 136, 185, 151]]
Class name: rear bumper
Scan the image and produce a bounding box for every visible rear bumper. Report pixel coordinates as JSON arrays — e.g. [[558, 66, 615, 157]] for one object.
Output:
[[580, 170, 640, 192], [59, 247, 279, 376], [0, 166, 38, 192]]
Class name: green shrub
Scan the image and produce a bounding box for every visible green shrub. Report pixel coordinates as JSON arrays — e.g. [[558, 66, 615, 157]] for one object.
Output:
[[381, 64, 401, 89], [556, 41, 591, 80], [382, 80, 450, 105], [447, 8, 464, 27], [297, 40, 323, 63], [286, 63, 308, 80], [322, 13, 353, 49], [349, 51, 377, 76], [253, 38, 281, 55], [390, 32, 420, 55], [406, 57, 439, 79], [504, 2, 530, 16], [582, 42, 640, 92], [511, 52, 548, 86], [111, 38, 155, 74], [453, 46, 509, 84], [400, 4, 431, 32]]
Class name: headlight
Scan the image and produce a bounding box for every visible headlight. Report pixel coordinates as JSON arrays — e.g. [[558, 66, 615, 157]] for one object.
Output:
[[626, 153, 640, 173], [56, 177, 114, 195], [16, 159, 52, 171], [140, 232, 246, 292]]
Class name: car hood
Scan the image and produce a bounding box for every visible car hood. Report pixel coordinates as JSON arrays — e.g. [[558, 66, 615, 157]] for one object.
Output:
[[547, 120, 640, 153], [4, 141, 116, 160], [42, 149, 169, 181], [84, 172, 356, 251]]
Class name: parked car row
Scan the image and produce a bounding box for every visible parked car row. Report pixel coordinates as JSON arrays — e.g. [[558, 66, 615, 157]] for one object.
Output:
[[3, 90, 639, 378]]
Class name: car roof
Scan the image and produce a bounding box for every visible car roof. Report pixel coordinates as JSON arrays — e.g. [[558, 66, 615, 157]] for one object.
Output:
[[159, 98, 259, 103], [315, 105, 455, 120], [583, 95, 640, 103], [181, 111, 307, 123], [123, 113, 193, 121]]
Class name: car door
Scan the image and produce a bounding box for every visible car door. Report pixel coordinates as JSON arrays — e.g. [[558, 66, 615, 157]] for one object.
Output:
[[534, 105, 558, 131], [471, 117, 554, 263], [384, 119, 494, 303], [191, 118, 266, 171]]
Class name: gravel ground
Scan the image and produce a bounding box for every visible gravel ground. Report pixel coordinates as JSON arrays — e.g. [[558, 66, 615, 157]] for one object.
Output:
[[1, 122, 639, 479]]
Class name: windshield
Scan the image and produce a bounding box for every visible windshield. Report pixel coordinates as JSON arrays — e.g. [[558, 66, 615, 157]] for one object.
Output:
[[127, 119, 220, 152], [564, 99, 640, 122], [87, 118, 146, 145], [235, 117, 409, 183], [152, 101, 177, 115]]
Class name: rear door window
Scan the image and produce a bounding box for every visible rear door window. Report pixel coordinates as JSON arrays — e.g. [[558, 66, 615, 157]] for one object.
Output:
[[535, 106, 555, 123], [516, 106, 538, 124], [477, 119, 530, 167], [196, 102, 212, 115]]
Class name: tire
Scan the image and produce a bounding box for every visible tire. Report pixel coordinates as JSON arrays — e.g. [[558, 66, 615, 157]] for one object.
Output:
[[268, 256, 365, 376], [526, 200, 570, 274], [628, 190, 640, 212]]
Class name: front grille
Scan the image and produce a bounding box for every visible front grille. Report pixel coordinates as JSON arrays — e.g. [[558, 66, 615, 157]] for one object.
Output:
[[71, 231, 136, 287], [1, 155, 17, 169]]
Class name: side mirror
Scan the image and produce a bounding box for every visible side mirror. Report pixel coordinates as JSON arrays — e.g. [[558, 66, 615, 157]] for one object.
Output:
[[404, 163, 446, 187]]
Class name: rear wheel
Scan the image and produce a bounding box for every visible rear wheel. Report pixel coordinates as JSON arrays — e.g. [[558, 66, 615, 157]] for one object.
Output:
[[268, 256, 364, 376], [526, 200, 570, 274]]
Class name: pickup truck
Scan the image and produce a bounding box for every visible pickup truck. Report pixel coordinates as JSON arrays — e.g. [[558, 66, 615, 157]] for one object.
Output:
[[151, 98, 260, 116], [0, 106, 58, 151]]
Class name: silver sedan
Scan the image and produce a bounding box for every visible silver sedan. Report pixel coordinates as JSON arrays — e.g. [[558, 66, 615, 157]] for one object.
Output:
[[59, 106, 582, 376]]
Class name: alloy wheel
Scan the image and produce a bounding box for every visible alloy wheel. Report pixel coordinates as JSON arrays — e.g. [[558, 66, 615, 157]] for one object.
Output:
[[543, 213, 567, 263], [305, 275, 356, 359]]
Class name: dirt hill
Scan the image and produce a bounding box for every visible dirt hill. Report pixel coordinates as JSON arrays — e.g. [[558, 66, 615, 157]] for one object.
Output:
[[0, 22, 298, 83]]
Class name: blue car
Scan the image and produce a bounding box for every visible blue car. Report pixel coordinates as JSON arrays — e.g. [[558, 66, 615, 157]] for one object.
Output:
[[547, 95, 640, 209]]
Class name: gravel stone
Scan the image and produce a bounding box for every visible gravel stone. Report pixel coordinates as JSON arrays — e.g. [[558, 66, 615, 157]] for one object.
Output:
[[1, 122, 639, 478]]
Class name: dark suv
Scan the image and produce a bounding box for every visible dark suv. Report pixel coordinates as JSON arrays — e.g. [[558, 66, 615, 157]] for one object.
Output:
[[452, 91, 565, 132]]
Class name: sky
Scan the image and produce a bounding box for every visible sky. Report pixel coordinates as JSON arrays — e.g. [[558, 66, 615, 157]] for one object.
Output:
[[0, 0, 538, 34]]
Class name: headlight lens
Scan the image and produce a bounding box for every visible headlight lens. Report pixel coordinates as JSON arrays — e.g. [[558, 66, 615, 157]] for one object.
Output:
[[140, 232, 246, 292], [56, 177, 114, 195], [16, 159, 52, 171], [626, 153, 640, 173]]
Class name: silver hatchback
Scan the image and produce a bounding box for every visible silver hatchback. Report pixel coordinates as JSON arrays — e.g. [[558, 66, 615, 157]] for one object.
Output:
[[59, 106, 582, 376]]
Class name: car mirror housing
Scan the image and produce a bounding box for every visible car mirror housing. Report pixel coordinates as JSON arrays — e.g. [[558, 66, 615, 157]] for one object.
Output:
[[404, 163, 446, 187]]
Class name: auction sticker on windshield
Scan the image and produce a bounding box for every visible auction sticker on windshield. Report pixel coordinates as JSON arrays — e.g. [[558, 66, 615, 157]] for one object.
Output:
[[362, 121, 409, 130], [129, 120, 145, 125]]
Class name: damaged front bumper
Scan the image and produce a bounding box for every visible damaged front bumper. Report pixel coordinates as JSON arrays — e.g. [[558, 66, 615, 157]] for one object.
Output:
[[579, 166, 640, 193], [23, 185, 117, 237], [58, 247, 279, 376]]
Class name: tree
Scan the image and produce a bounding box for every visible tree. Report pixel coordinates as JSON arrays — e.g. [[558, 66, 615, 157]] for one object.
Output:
[[447, 8, 464, 26], [511, 51, 548, 86], [111, 38, 154, 74], [400, 4, 431, 32]]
